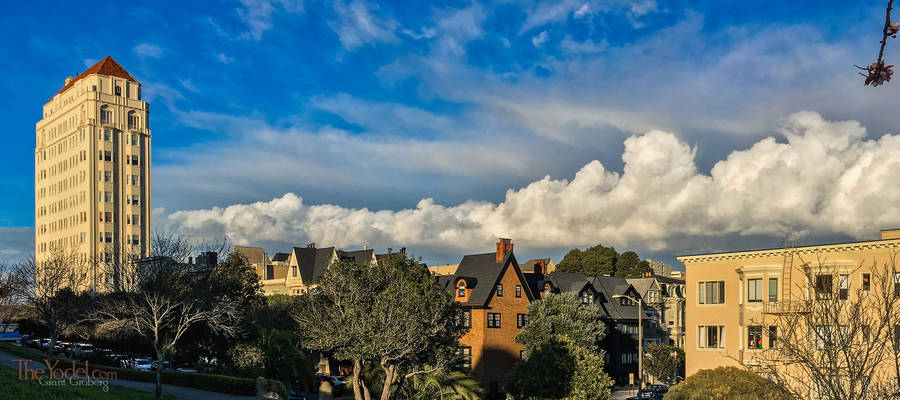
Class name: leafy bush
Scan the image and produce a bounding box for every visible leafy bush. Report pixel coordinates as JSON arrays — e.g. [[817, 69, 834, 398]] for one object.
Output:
[[665, 367, 792, 400]]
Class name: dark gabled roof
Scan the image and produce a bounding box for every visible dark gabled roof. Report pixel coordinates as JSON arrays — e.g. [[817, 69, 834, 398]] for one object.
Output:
[[234, 246, 269, 265], [546, 271, 595, 293], [337, 249, 375, 264], [593, 276, 650, 321], [292, 247, 322, 285], [271, 252, 290, 262], [445, 252, 532, 306], [650, 274, 685, 284], [50, 56, 137, 101]]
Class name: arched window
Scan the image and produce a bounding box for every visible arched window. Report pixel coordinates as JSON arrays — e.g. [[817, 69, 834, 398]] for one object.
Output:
[[458, 282, 466, 297]]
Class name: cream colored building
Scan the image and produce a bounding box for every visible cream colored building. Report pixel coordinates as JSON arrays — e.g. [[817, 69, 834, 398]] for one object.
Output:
[[678, 229, 900, 377], [235, 244, 376, 296], [34, 56, 151, 290]]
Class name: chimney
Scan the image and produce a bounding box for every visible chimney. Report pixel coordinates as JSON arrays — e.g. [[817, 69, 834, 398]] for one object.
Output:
[[306, 243, 316, 248], [496, 238, 513, 263], [65, 76, 74, 85], [534, 259, 545, 275], [400, 247, 406, 254]]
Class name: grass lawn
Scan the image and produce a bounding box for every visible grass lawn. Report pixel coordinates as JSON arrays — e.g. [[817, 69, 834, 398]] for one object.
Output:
[[0, 341, 53, 360], [0, 364, 175, 400]]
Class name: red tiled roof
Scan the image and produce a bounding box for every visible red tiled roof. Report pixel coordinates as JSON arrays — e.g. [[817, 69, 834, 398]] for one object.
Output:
[[48, 56, 138, 103]]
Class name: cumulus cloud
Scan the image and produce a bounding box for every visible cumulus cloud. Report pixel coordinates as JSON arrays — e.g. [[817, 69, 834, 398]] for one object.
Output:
[[158, 112, 900, 257]]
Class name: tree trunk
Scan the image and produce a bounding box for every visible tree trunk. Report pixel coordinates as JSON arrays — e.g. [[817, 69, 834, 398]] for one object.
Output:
[[352, 359, 369, 400], [379, 360, 396, 400], [155, 350, 164, 400]]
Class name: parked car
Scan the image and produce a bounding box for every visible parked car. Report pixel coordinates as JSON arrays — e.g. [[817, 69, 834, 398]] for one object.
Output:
[[0, 331, 22, 342], [641, 384, 668, 394], [72, 343, 95, 357], [287, 389, 309, 400], [132, 358, 153, 371], [331, 376, 348, 389], [151, 361, 172, 371]]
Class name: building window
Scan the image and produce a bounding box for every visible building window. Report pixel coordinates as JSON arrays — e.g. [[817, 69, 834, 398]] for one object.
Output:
[[496, 284, 503, 297], [748, 279, 763, 302], [266, 265, 274, 280], [839, 274, 849, 300], [462, 309, 471, 328], [457, 346, 472, 370], [457, 282, 466, 297], [115, 86, 121, 96], [698, 281, 725, 304], [894, 273, 900, 298], [517, 313, 528, 329], [815, 275, 833, 300], [292, 266, 298, 277], [815, 325, 833, 350], [620, 297, 633, 306], [698, 325, 725, 348], [105, 232, 112, 243], [543, 284, 551, 297], [132, 195, 139, 206], [768, 278, 778, 302], [862, 273, 871, 291], [515, 285, 522, 298], [747, 326, 763, 349], [104, 151, 111, 162], [580, 290, 593, 305], [487, 313, 501, 328], [768, 326, 777, 348]]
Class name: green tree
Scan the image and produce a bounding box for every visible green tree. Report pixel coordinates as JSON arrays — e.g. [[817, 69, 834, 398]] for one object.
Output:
[[556, 245, 617, 276], [664, 367, 791, 400], [294, 255, 466, 400], [515, 292, 605, 352], [508, 293, 613, 399], [258, 327, 316, 391], [643, 343, 684, 384], [507, 337, 612, 400], [394, 367, 483, 400], [557, 246, 654, 277]]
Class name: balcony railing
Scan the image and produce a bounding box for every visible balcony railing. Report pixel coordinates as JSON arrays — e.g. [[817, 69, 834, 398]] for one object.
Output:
[[763, 301, 809, 314]]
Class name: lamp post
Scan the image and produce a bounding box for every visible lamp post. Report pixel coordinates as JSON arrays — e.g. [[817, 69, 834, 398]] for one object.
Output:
[[614, 294, 643, 391]]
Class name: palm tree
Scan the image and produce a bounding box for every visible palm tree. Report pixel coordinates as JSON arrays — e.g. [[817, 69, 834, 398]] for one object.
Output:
[[258, 328, 316, 391], [395, 367, 483, 400]]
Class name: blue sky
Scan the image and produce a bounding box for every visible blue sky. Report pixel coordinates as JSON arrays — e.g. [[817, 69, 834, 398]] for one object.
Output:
[[3, 0, 900, 266]]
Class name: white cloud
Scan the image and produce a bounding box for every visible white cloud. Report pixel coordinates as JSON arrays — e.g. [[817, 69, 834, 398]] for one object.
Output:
[[532, 31, 549, 47], [236, 0, 305, 41], [216, 53, 236, 64], [574, 3, 591, 18], [328, 0, 399, 50], [133, 43, 163, 59], [158, 112, 900, 258]]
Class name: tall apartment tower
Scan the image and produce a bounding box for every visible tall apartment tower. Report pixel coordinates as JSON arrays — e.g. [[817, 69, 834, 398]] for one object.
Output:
[[34, 56, 151, 291]]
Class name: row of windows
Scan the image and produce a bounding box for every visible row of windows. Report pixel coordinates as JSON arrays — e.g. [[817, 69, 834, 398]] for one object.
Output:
[[99, 129, 142, 145], [99, 192, 141, 206], [703, 273, 882, 306], [99, 212, 141, 225], [483, 312, 529, 329], [37, 232, 87, 253], [39, 210, 88, 235], [621, 352, 639, 364]]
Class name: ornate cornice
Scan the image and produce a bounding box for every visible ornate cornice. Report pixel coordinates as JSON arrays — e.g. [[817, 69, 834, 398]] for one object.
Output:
[[677, 239, 900, 264]]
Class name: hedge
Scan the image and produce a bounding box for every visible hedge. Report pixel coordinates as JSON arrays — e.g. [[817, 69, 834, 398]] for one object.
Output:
[[0, 342, 288, 399]]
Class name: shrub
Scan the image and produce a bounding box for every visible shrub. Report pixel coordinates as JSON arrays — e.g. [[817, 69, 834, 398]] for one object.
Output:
[[665, 367, 792, 400]]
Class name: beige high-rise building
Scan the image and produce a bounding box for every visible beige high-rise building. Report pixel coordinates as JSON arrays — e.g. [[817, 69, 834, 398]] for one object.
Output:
[[34, 56, 151, 290]]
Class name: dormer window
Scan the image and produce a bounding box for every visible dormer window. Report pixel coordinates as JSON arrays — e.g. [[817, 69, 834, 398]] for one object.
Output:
[[580, 291, 593, 305], [458, 282, 466, 297]]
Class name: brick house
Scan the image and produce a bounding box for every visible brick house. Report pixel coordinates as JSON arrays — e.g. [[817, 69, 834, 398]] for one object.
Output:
[[437, 238, 536, 397]]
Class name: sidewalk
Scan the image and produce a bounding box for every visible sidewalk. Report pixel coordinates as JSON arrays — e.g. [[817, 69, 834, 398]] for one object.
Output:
[[0, 350, 257, 400]]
